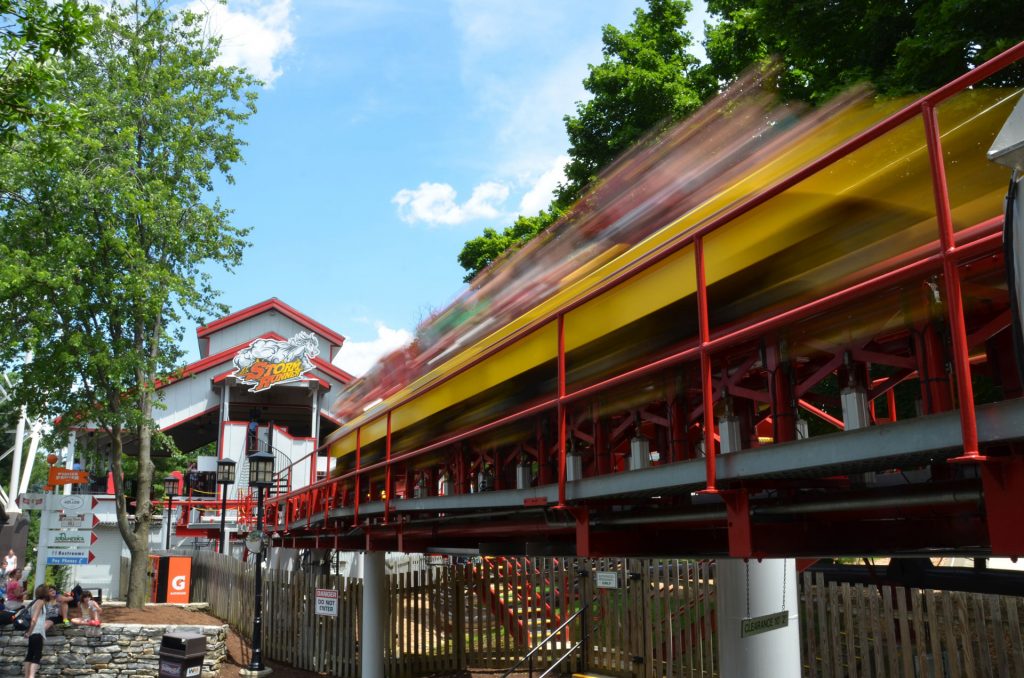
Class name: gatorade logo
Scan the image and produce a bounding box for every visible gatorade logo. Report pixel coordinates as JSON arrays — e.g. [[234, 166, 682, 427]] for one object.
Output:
[[171, 575, 187, 591]]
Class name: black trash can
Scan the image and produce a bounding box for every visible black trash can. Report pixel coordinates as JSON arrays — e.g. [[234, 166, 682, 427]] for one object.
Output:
[[158, 631, 207, 678]]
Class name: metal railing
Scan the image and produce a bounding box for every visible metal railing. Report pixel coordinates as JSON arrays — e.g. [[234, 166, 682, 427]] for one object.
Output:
[[501, 594, 598, 678]]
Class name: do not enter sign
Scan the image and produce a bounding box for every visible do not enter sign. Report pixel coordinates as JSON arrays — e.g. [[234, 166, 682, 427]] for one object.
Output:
[[315, 588, 338, 617]]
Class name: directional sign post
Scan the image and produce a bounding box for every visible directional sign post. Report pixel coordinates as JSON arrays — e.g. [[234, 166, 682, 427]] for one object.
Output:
[[46, 494, 98, 515], [17, 493, 45, 510], [49, 531, 97, 548], [38, 494, 101, 582], [46, 548, 94, 566], [57, 513, 99, 530], [47, 467, 90, 486]]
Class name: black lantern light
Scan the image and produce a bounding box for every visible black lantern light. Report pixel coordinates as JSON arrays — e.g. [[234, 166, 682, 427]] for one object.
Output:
[[245, 448, 275, 673], [162, 475, 179, 550], [216, 459, 236, 555]]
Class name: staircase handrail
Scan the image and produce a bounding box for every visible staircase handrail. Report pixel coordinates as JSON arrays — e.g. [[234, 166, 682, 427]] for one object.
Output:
[[501, 593, 598, 678]]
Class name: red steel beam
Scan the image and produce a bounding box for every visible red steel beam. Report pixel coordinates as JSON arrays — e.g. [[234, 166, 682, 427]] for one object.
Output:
[[271, 44, 1023, 522], [922, 102, 980, 460], [557, 314, 568, 506], [696, 236, 718, 492], [317, 41, 1024, 472]]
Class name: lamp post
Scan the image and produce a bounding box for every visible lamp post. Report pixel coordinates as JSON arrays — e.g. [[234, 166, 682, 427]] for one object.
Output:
[[216, 459, 236, 555], [246, 449, 275, 675], [162, 475, 179, 551]]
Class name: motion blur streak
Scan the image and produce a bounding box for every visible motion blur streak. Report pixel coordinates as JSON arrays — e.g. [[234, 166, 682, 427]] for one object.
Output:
[[328, 71, 1020, 472]]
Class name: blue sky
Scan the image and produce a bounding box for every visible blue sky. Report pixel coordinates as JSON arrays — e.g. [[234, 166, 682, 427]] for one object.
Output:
[[190, 0, 709, 374]]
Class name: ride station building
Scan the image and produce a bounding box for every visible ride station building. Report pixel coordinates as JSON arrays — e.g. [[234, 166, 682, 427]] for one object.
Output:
[[67, 298, 355, 594]]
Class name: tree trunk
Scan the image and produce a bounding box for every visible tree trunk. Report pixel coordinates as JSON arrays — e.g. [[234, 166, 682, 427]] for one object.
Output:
[[109, 420, 154, 609], [123, 318, 159, 609], [124, 529, 150, 608]]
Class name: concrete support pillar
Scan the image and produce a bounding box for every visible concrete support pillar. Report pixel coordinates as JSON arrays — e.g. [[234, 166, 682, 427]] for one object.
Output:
[[717, 558, 801, 678], [361, 551, 386, 678]]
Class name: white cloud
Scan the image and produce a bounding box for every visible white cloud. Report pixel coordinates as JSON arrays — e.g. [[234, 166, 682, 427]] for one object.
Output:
[[187, 0, 295, 85], [333, 323, 413, 377], [519, 155, 567, 214], [392, 181, 510, 226]]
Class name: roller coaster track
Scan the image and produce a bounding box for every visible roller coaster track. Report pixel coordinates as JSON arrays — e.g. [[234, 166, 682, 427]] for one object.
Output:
[[264, 41, 1024, 562]]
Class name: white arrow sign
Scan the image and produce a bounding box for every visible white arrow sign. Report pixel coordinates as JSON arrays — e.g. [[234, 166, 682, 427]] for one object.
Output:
[[57, 514, 99, 530], [46, 495, 98, 514], [46, 548, 94, 566], [17, 493, 45, 510], [49, 531, 96, 548]]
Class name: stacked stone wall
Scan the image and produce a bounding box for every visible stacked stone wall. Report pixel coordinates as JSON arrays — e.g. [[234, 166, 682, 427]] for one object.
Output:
[[0, 623, 227, 677]]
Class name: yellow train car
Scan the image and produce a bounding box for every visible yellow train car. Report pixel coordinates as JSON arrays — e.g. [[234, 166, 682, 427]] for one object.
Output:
[[325, 86, 1021, 473]]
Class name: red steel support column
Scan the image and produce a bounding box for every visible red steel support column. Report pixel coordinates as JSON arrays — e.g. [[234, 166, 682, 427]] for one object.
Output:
[[384, 411, 393, 521], [669, 395, 687, 463], [771, 347, 796, 443], [537, 423, 552, 486], [557, 314, 568, 506], [352, 427, 361, 528], [695, 237, 718, 491], [594, 407, 610, 475], [922, 103, 981, 459]]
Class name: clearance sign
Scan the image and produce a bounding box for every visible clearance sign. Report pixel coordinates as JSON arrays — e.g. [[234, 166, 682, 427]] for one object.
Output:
[[232, 332, 320, 393]]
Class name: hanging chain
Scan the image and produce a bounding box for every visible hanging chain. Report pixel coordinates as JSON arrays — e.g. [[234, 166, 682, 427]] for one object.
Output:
[[745, 560, 751, 618], [781, 558, 787, 611]]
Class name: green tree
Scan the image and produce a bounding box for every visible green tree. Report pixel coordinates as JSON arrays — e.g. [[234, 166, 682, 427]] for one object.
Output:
[[560, 0, 705, 203], [0, 0, 90, 141], [457, 210, 560, 282], [703, 0, 1024, 103], [0, 0, 257, 607], [457, 0, 703, 280]]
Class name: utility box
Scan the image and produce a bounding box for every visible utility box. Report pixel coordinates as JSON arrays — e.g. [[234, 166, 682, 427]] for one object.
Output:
[[148, 555, 192, 604], [158, 631, 207, 678]]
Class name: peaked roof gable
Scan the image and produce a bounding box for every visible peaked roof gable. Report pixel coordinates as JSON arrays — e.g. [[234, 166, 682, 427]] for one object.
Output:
[[197, 298, 346, 354]]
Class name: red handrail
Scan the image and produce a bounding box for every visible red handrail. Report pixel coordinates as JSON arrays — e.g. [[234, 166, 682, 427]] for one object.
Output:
[[270, 40, 1024, 525]]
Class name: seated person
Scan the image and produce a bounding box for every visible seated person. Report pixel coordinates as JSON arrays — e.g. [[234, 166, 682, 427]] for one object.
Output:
[[70, 591, 101, 626], [4, 570, 24, 610], [44, 587, 71, 629]]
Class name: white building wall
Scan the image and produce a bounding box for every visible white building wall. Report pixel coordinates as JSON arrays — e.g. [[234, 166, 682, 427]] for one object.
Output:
[[206, 315, 339, 360], [220, 423, 316, 496], [156, 368, 227, 430]]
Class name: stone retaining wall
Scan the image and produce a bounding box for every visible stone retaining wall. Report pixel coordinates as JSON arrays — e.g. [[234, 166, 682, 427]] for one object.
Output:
[[0, 623, 227, 677]]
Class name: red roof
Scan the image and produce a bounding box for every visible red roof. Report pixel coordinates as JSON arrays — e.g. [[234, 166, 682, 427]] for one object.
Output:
[[196, 298, 346, 348]]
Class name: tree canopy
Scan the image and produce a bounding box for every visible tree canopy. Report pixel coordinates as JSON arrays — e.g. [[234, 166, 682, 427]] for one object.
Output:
[[703, 0, 1024, 103], [560, 0, 705, 204], [0, 0, 257, 605], [457, 0, 1024, 280], [0, 0, 90, 140], [458, 0, 703, 281]]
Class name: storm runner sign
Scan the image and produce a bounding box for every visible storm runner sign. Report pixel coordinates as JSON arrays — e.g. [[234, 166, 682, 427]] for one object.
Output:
[[231, 331, 320, 393]]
